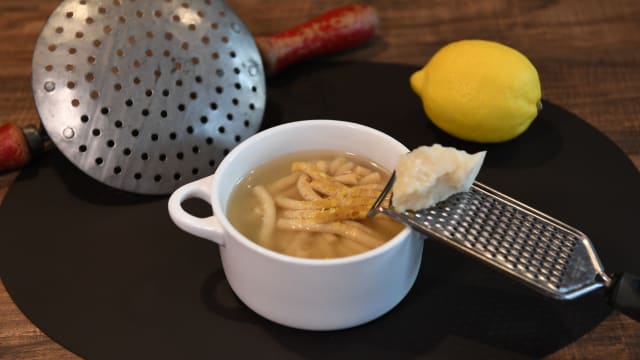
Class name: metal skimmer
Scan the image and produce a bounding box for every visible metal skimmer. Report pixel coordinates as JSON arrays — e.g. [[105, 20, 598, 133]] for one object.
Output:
[[370, 173, 639, 314], [32, 0, 265, 194]]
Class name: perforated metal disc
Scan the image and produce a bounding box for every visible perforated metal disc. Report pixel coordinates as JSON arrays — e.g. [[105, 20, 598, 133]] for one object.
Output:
[[32, 0, 265, 194]]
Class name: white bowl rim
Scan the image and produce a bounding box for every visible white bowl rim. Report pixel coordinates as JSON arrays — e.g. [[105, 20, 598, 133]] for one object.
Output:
[[211, 119, 413, 267]]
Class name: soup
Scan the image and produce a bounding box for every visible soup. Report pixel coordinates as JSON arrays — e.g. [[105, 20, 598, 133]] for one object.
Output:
[[226, 150, 403, 259]]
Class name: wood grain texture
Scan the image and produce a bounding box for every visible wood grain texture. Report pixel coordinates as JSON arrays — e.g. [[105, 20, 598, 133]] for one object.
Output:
[[0, 0, 638, 358]]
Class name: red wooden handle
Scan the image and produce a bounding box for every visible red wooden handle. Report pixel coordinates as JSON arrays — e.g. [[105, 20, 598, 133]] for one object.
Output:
[[0, 123, 31, 172], [255, 4, 379, 76]]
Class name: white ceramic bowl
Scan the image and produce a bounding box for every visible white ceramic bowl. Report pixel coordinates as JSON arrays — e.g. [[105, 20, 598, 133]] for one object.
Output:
[[168, 120, 422, 330]]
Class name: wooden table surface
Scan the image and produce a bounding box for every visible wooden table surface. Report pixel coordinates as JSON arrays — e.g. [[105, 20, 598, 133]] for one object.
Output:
[[1, 0, 638, 358]]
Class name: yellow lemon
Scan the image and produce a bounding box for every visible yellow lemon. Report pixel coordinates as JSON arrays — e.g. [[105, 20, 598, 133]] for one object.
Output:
[[410, 40, 542, 143]]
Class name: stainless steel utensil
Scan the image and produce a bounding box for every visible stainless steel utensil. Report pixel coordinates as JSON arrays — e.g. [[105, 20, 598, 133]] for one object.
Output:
[[27, 1, 378, 194], [369, 172, 640, 320], [32, 0, 266, 194]]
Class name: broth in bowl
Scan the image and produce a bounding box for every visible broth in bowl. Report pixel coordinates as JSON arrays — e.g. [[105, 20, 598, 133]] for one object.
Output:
[[227, 150, 403, 259]]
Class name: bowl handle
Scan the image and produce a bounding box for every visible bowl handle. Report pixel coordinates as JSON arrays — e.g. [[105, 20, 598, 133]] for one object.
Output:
[[168, 174, 226, 246]]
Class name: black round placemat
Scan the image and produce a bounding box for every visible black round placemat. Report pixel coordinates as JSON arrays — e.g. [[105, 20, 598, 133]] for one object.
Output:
[[1, 62, 638, 359]]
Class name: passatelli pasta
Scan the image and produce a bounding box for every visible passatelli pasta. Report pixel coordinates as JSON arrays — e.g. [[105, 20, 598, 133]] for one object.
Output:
[[226, 150, 403, 259]]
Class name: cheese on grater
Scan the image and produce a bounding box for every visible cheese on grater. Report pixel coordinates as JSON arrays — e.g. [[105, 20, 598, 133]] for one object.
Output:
[[392, 144, 486, 212]]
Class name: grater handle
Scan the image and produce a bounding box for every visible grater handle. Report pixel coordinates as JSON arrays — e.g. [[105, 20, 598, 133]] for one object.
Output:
[[609, 272, 640, 321]]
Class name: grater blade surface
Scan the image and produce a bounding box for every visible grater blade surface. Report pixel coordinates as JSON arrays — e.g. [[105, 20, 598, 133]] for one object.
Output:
[[376, 181, 609, 300]]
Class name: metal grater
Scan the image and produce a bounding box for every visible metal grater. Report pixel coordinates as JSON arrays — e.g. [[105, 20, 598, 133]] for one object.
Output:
[[369, 173, 614, 301]]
